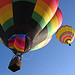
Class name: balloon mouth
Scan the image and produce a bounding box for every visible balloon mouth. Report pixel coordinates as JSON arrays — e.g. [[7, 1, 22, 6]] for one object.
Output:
[[65, 39, 71, 44], [8, 34, 32, 54], [67, 40, 71, 44]]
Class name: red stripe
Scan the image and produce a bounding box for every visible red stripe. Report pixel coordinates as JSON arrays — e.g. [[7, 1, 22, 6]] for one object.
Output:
[[8, 44, 14, 47], [42, 0, 58, 8], [55, 0, 59, 5], [14, 42, 25, 50], [56, 8, 63, 25], [63, 36, 72, 43], [57, 8, 63, 20], [55, 8, 61, 25], [60, 33, 74, 43], [60, 33, 74, 41], [15, 38, 25, 44], [8, 40, 14, 43], [15, 39, 25, 47], [16, 35, 25, 41], [0, 0, 12, 9], [8, 38, 15, 41], [14, 37, 25, 50]]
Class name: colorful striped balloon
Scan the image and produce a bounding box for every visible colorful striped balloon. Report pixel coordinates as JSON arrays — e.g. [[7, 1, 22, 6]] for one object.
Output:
[[0, 0, 13, 32], [56, 25, 75, 45], [32, 0, 59, 29], [0, 0, 63, 54], [8, 34, 31, 52], [47, 8, 63, 38], [31, 8, 63, 51], [0, 0, 59, 32]]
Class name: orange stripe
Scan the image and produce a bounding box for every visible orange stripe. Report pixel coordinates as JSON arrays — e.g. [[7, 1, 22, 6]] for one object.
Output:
[[0, 4, 12, 17], [48, 0, 56, 12], [0, 10, 13, 26], [37, 0, 55, 13], [55, 10, 61, 26], [0, 0, 12, 9], [42, 0, 58, 10]]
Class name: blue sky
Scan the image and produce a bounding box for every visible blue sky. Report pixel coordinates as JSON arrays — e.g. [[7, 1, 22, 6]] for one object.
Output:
[[0, 0, 75, 75]]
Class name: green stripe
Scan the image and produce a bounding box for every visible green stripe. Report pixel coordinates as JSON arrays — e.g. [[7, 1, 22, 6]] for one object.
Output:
[[47, 22, 52, 38], [59, 31, 74, 41], [31, 22, 52, 51], [12, 34, 16, 37], [32, 11, 46, 29], [2, 17, 14, 32], [30, 45, 39, 51], [12, 0, 37, 3]]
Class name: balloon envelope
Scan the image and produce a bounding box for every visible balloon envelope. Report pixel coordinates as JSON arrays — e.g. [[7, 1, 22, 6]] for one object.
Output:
[[56, 25, 75, 44], [0, 0, 63, 55]]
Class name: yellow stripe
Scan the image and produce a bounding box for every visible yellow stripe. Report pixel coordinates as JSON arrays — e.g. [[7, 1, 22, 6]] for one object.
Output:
[[0, 38, 3, 44], [38, 39, 47, 48], [34, 5, 50, 23], [50, 15, 58, 36], [74, 30, 75, 37], [64, 37, 72, 44], [56, 27, 65, 40], [0, 4, 12, 17], [68, 40, 72, 44], [33, 40, 46, 50], [61, 34, 72, 43], [36, 0, 53, 20], [64, 26, 74, 32], [0, 11, 13, 26], [14, 44, 24, 52], [56, 26, 75, 40], [9, 46, 14, 49]]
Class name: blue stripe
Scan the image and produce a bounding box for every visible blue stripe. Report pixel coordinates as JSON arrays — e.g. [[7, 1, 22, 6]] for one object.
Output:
[[17, 34, 25, 38], [10, 36, 16, 39]]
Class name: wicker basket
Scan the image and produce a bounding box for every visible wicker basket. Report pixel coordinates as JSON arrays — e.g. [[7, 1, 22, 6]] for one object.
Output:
[[8, 57, 22, 72]]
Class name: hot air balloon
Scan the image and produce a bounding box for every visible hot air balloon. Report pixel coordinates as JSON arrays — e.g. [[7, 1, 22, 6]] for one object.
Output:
[[31, 8, 63, 51], [56, 25, 75, 46], [0, 0, 63, 72]]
